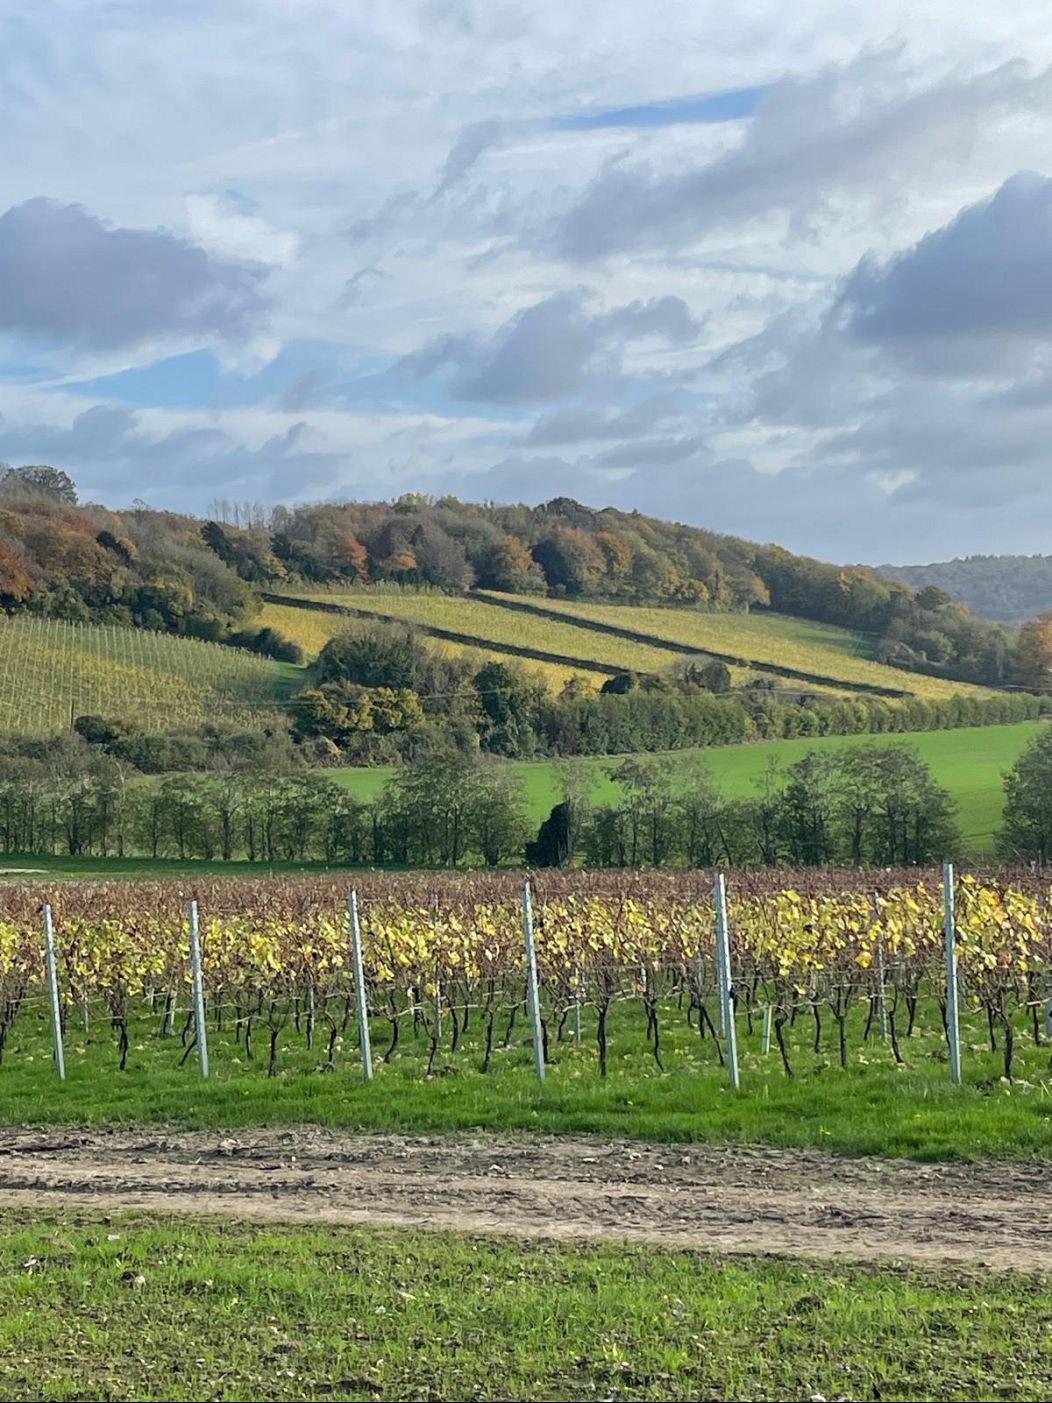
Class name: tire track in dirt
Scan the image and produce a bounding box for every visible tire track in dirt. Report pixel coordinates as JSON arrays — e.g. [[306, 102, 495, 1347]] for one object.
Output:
[[1, 1127, 1049, 1269]]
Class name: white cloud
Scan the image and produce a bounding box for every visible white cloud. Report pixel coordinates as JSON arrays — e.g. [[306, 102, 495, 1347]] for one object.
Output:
[[5, 5, 1052, 560]]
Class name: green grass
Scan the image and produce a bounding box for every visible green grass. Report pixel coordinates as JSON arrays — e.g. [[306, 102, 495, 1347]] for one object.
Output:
[[0, 721, 1036, 880], [5, 993, 1052, 1161], [0, 854, 361, 882], [3, 1212, 1050, 1402], [331, 720, 1045, 855], [0, 616, 295, 734]]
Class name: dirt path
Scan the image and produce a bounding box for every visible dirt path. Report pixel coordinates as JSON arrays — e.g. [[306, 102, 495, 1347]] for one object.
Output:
[[1, 1127, 1050, 1268]]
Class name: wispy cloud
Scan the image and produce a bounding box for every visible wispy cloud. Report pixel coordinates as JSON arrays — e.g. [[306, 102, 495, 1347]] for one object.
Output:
[[4, 5, 1052, 561]]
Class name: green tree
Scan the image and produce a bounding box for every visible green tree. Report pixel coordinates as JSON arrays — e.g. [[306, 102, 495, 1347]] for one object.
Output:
[[471, 765, 529, 866], [998, 727, 1052, 861], [315, 622, 428, 690], [381, 748, 497, 866], [0, 464, 78, 504], [473, 661, 536, 755]]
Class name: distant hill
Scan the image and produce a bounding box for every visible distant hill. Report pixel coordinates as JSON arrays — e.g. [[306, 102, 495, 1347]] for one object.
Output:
[[877, 556, 1052, 626]]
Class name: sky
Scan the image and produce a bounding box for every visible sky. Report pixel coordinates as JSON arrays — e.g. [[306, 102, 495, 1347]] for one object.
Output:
[[2, 4, 1052, 565]]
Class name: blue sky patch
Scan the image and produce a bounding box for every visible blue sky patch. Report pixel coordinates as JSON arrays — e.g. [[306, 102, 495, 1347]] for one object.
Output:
[[555, 86, 764, 132]]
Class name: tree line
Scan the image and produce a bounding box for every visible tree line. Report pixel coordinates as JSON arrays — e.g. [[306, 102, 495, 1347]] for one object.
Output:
[[0, 738, 962, 869], [288, 619, 1049, 763]]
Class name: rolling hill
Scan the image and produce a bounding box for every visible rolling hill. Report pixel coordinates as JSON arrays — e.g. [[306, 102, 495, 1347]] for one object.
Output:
[[260, 588, 992, 702]]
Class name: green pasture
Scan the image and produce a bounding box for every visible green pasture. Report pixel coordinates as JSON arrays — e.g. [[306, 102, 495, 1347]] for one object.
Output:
[[332, 720, 1046, 855]]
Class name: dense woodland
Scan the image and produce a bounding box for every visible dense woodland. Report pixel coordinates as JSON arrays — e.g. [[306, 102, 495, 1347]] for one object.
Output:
[[880, 554, 1052, 627], [0, 463, 1037, 689]]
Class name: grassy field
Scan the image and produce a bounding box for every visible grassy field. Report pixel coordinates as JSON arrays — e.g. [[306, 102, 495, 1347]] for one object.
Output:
[[329, 720, 1043, 853], [2, 1211, 1048, 1402], [482, 592, 993, 701], [4, 991, 1052, 1160], [0, 616, 293, 734], [0, 854, 354, 881]]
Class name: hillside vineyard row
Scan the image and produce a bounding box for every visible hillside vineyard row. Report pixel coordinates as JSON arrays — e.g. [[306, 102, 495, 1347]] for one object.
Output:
[[2, 868, 1048, 1082]]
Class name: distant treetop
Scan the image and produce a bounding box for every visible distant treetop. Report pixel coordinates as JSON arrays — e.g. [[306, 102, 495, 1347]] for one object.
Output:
[[0, 463, 79, 505]]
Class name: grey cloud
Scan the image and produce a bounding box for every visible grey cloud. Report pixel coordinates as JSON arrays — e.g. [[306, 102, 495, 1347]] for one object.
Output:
[[525, 405, 620, 444], [598, 295, 704, 342], [552, 55, 1052, 259], [526, 389, 700, 445], [0, 199, 268, 350], [694, 172, 1052, 543], [591, 434, 706, 468], [839, 173, 1052, 361], [433, 118, 506, 196], [401, 290, 701, 403], [0, 406, 337, 507]]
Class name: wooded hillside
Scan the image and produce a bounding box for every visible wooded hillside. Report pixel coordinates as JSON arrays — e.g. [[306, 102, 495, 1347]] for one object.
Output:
[[0, 465, 1028, 689], [879, 555, 1052, 626]]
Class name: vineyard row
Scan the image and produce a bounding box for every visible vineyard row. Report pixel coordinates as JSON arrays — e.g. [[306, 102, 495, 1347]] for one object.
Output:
[[3, 867, 1050, 1086]]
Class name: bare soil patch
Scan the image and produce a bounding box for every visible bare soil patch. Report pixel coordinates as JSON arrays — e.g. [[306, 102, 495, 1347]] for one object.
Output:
[[1, 1127, 1048, 1268]]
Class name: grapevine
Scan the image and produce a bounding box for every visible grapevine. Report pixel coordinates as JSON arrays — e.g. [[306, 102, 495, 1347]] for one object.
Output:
[[3, 867, 1052, 1085]]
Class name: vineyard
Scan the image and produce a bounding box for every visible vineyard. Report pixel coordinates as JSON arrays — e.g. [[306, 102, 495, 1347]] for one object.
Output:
[[267, 587, 993, 701], [0, 616, 292, 734], [257, 597, 589, 693], [266, 589, 758, 687], [5, 867, 1052, 1093], [475, 593, 995, 701]]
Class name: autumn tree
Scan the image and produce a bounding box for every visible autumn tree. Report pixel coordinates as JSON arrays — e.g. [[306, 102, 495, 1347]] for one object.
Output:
[[1016, 612, 1052, 691], [998, 726, 1052, 862]]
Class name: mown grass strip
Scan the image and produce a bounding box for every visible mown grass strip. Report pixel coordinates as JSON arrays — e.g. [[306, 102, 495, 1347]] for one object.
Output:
[[5, 990, 1052, 1161], [2, 1212, 1050, 1402]]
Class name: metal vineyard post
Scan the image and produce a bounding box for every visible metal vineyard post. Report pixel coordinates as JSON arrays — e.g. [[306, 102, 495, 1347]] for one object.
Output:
[[942, 863, 962, 1086], [188, 900, 209, 1079], [521, 879, 545, 1083], [348, 890, 374, 1082], [714, 873, 740, 1090], [42, 903, 65, 1081]]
